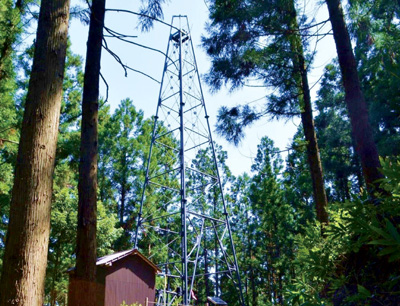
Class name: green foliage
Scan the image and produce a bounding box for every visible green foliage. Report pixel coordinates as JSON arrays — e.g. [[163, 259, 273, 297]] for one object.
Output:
[[45, 147, 122, 305], [98, 99, 145, 225], [346, 0, 400, 157], [203, 0, 316, 144], [227, 137, 311, 305], [288, 157, 400, 305], [0, 1, 399, 305], [284, 130, 315, 208], [120, 301, 143, 306], [0, 1, 21, 264], [138, 0, 168, 32], [314, 62, 362, 201]]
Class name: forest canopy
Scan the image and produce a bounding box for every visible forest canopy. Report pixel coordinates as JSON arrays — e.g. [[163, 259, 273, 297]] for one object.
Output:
[[0, 0, 399, 305]]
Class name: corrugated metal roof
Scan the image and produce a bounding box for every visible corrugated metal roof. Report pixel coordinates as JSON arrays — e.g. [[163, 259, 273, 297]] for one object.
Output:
[[67, 249, 161, 272], [96, 249, 134, 266], [207, 296, 228, 306]]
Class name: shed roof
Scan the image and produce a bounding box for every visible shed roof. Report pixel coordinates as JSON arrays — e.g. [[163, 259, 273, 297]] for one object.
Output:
[[207, 297, 228, 306], [96, 249, 161, 272], [68, 249, 161, 273]]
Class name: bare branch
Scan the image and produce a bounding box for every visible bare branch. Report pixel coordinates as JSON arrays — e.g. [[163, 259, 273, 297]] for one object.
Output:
[[99, 72, 109, 103], [102, 38, 128, 76], [125, 66, 160, 84], [0, 138, 18, 145], [275, 143, 307, 154], [299, 19, 330, 31], [102, 38, 160, 83], [105, 8, 180, 32], [104, 26, 172, 62]]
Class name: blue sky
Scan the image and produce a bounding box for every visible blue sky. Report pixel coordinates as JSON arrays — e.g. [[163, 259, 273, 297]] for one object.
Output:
[[68, 0, 337, 176]]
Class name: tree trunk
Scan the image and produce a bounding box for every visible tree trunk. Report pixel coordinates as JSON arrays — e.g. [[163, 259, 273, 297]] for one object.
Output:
[[325, 0, 384, 195], [69, 0, 105, 305], [0, 0, 70, 304], [266, 267, 272, 303], [50, 242, 62, 306], [120, 152, 127, 224], [299, 84, 329, 223], [287, 1, 329, 223], [120, 179, 126, 224], [249, 255, 257, 306], [204, 246, 210, 300], [278, 272, 283, 305], [213, 191, 219, 297], [246, 208, 256, 306]]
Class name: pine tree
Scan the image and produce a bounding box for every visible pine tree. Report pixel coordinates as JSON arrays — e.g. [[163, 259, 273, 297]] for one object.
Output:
[[203, 0, 329, 223], [347, 0, 400, 157], [324, 0, 384, 196]]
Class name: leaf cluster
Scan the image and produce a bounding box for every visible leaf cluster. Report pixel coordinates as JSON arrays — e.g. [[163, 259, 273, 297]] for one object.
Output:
[[289, 157, 400, 305]]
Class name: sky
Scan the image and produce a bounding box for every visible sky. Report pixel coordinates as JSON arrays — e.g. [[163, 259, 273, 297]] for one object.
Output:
[[68, 0, 337, 176]]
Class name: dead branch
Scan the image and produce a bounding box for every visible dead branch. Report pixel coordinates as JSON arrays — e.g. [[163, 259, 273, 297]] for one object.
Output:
[[105, 8, 180, 32], [102, 38, 160, 83], [0, 138, 18, 145]]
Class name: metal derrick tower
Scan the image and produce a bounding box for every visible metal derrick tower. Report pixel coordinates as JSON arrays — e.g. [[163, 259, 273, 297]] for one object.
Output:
[[134, 16, 244, 306]]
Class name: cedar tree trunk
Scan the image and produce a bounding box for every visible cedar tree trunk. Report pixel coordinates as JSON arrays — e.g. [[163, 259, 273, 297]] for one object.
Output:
[[246, 209, 256, 306], [120, 152, 127, 224], [204, 243, 210, 300], [0, 0, 70, 304], [120, 179, 126, 224], [69, 0, 106, 305], [287, 1, 329, 223], [325, 0, 384, 195]]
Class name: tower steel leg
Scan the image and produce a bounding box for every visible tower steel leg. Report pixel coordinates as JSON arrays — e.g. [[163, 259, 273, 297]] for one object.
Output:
[[134, 15, 245, 306]]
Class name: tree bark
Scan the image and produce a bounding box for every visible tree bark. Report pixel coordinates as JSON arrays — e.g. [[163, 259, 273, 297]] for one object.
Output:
[[120, 152, 127, 224], [325, 0, 384, 195], [204, 245, 210, 300], [287, 1, 329, 223], [246, 207, 256, 306], [69, 0, 106, 305], [120, 179, 126, 223], [0, 0, 70, 304], [50, 242, 62, 306]]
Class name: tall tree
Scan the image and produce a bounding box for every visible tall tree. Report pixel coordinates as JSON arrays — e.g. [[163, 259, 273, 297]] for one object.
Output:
[[0, 0, 71, 304], [324, 0, 384, 195], [71, 3, 169, 303], [348, 0, 400, 157], [203, 0, 329, 223], [100, 99, 144, 225], [314, 62, 364, 199], [285, 0, 328, 223], [248, 137, 296, 305], [70, 0, 106, 305]]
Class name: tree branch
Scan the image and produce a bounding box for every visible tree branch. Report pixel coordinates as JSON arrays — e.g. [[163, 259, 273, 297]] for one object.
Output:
[[102, 38, 160, 83], [105, 8, 180, 32], [0, 138, 18, 145], [103, 26, 174, 65], [99, 71, 109, 103]]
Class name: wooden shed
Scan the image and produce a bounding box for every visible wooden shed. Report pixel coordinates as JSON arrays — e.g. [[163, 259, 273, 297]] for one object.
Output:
[[68, 249, 160, 306]]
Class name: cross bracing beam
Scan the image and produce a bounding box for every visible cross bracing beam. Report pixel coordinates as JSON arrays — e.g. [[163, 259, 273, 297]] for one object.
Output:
[[134, 15, 245, 306]]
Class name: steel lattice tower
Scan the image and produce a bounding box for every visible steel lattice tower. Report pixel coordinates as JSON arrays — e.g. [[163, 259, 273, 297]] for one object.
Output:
[[134, 16, 244, 306]]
